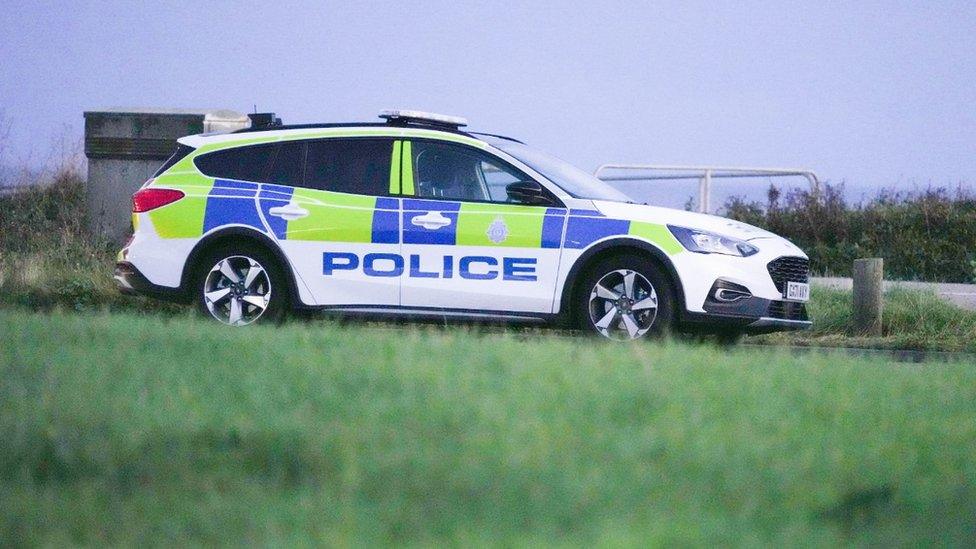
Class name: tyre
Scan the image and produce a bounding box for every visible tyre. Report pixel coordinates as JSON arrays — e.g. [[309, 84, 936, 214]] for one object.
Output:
[[193, 244, 289, 326], [576, 254, 675, 340]]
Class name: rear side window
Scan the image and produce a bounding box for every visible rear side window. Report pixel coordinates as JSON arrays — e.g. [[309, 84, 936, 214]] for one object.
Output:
[[194, 143, 279, 182], [267, 141, 305, 185], [153, 144, 195, 177], [304, 138, 393, 196]]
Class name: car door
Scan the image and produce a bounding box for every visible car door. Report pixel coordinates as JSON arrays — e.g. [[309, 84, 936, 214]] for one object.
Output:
[[398, 139, 566, 313], [262, 137, 401, 307]]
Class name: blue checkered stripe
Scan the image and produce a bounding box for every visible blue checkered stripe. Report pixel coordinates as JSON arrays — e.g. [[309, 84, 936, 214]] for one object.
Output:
[[202, 182, 631, 249], [563, 209, 631, 249]]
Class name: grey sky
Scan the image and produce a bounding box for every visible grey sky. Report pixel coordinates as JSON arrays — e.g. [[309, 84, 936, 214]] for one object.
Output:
[[2, 1, 974, 192]]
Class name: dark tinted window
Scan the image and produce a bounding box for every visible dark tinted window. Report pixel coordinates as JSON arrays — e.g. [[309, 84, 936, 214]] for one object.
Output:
[[194, 143, 278, 182], [410, 141, 533, 203], [304, 138, 392, 195], [153, 144, 195, 177], [267, 141, 305, 186]]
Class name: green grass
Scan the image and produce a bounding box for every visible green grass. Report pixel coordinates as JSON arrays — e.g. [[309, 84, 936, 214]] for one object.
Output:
[[754, 287, 976, 353], [2, 309, 975, 546]]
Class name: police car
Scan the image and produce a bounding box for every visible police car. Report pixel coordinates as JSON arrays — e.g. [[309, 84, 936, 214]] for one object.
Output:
[[114, 110, 811, 340]]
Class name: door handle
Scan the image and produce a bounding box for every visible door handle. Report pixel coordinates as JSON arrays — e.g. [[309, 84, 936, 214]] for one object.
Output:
[[411, 211, 452, 230], [268, 203, 309, 221]]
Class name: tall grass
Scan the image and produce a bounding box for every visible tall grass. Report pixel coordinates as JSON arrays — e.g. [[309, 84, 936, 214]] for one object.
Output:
[[0, 170, 180, 313], [2, 309, 975, 545], [0, 173, 117, 309], [758, 286, 976, 352], [725, 183, 976, 283]]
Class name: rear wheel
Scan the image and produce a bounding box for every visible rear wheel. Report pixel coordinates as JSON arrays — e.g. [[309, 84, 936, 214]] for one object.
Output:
[[194, 245, 288, 326], [576, 254, 675, 340]]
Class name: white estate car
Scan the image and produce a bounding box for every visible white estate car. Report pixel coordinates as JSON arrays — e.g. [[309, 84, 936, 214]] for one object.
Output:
[[114, 110, 812, 340]]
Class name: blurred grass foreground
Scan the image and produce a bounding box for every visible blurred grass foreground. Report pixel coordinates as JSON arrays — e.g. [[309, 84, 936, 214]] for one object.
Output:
[[2, 309, 975, 545], [2, 160, 976, 546]]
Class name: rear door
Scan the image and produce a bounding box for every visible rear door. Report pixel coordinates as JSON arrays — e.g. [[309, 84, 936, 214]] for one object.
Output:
[[398, 140, 566, 313], [264, 137, 401, 307]]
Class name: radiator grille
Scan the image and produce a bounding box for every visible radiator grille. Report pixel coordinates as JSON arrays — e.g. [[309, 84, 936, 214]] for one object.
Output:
[[766, 256, 810, 293]]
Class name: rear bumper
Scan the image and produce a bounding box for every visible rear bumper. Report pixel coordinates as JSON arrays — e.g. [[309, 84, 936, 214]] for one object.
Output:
[[114, 262, 189, 303]]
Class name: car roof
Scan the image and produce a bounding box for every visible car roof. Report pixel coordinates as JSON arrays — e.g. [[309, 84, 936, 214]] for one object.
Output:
[[178, 124, 523, 151]]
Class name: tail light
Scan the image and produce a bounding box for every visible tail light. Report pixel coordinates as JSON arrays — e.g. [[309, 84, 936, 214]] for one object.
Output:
[[132, 188, 185, 212]]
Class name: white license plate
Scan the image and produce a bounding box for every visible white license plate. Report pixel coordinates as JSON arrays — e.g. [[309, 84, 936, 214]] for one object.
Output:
[[786, 281, 810, 302]]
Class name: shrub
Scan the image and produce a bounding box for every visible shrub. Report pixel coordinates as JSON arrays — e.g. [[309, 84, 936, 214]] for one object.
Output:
[[724, 184, 976, 282], [0, 170, 180, 313]]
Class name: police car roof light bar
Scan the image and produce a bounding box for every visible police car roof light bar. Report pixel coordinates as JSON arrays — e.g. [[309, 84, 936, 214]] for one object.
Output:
[[379, 109, 468, 129]]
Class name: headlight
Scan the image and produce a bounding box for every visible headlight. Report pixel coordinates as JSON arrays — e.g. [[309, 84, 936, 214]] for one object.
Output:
[[668, 225, 759, 257]]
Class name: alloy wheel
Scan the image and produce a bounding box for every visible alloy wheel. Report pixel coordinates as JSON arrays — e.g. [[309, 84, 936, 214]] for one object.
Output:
[[203, 255, 272, 326], [587, 269, 658, 340]]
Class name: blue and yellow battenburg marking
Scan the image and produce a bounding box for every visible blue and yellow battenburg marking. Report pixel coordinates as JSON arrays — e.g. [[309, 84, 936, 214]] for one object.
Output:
[[203, 179, 266, 233], [143, 129, 685, 255], [162, 179, 683, 255]]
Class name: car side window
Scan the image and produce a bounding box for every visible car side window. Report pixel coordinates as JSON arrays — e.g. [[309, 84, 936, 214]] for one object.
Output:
[[194, 143, 278, 182], [480, 160, 524, 202], [304, 138, 393, 196], [409, 141, 533, 203], [266, 141, 305, 186]]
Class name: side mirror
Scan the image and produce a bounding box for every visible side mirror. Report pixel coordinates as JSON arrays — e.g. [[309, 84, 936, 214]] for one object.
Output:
[[506, 181, 554, 206]]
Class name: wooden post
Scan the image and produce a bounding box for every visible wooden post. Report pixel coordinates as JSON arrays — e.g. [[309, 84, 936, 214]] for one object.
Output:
[[853, 258, 883, 336]]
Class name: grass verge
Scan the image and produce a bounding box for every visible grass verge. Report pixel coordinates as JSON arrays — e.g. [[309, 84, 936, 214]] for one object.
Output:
[[754, 287, 976, 353], [0, 175, 180, 314], [2, 309, 975, 545]]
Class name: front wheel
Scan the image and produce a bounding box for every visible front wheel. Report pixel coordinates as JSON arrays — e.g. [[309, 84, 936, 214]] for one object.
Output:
[[194, 246, 288, 326], [576, 255, 675, 340]]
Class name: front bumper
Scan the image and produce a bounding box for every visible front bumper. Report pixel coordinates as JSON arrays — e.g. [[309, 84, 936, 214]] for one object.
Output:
[[747, 316, 813, 332], [681, 307, 812, 334], [681, 283, 812, 334], [670, 237, 808, 313]]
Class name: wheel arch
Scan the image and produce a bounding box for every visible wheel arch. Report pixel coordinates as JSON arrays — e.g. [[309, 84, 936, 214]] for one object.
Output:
[[180, 227, 306, 307], [558, 237, 686, 322]]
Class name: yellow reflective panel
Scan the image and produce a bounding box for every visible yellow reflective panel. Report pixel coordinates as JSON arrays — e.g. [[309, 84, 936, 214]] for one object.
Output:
[[401, 141, 415, 196]]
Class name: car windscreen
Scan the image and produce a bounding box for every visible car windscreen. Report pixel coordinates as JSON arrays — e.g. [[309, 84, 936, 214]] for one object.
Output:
[[492, 140, 633, 203]]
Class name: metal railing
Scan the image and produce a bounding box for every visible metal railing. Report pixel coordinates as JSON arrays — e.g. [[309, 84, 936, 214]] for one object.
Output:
[[593, 164, 821, 213]]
